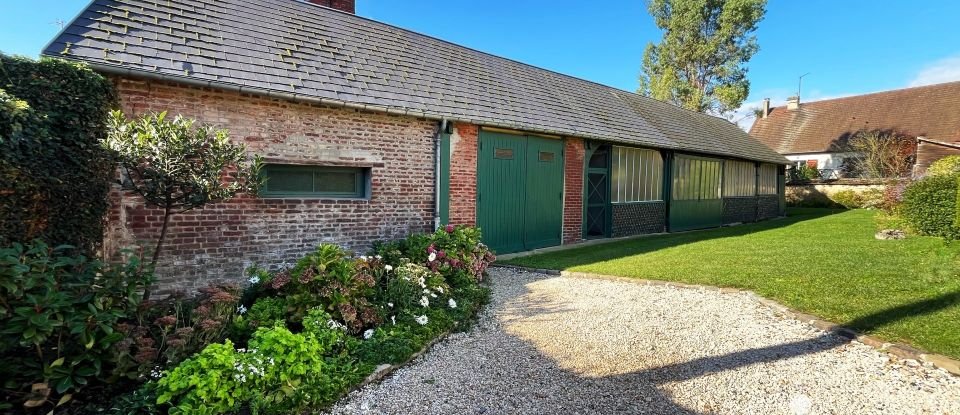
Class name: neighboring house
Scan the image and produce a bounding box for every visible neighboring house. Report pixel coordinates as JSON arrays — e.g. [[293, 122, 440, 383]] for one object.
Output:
[[44, 0, 787, 291], [749, 81, 960, 178]]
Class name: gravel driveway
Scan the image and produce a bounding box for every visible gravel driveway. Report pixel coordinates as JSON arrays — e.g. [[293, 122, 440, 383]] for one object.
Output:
[[328, 268, 960, 414]]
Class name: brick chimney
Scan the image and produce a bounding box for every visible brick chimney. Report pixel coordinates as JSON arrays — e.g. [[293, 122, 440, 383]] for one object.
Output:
[[307, 0, 355, 13]]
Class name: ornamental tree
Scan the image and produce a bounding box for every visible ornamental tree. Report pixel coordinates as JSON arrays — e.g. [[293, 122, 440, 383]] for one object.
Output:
[[638, 0, 767, 116], [104, 111, 263, 299]]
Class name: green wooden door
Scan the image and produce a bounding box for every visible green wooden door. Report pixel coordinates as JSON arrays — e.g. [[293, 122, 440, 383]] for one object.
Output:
[[523, 136, 564, 249], [477, 131, 527, 254], [669, 155, 723, 231], [477, 131, 564, 253]]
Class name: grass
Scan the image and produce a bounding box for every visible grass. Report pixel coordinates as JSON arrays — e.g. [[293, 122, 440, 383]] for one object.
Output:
[[504, 208, 960, 359]]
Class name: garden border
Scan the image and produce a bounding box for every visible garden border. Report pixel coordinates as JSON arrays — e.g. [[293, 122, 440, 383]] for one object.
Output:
[[490, 264, 960, 376]]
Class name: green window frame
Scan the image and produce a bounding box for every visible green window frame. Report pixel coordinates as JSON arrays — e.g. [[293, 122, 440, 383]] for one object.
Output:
[[260, 164, 368, 199]]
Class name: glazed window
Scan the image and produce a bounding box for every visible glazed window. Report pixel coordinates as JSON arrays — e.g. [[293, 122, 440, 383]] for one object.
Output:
[[260, 164, 368, 198], [758, 163, 779, 195], [723, 160, 756, 197], [611, 146, 663, 202]]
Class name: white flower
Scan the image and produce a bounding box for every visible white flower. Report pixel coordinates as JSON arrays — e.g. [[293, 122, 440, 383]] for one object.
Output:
[[448, 298, 457, 308], [418, 276, 426, 288], [385, 264, 393, 272], [391, 315, 396, 325], [387, 302, 394, 308], [423, 289, 431, 294], [248, 276, 260, 285], [428, 252, 437, 262], [419, 296, 430, 307], [327, 319, 346, 330], [359, 255, 368, 261], [430, 292, 437, 298], [150, 366, 163, 379], [415, 315, 429, 325], [363, 329, 374, 340], [236, 305, 247, 314], [375, 255, 383, 260], [436, 286, 444, 294]]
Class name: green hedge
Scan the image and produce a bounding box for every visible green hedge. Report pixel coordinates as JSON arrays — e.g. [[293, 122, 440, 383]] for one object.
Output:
[[901, 173, 960, 239], [0, 54, 117, 254]]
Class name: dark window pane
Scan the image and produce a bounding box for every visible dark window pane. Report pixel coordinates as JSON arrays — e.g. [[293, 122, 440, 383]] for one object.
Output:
[[315, 171, 358, 194], [589, 148, 608, 168], [494, 148, 514, 159], [266, 169, 313, 193], [539, 151, 555, 162]]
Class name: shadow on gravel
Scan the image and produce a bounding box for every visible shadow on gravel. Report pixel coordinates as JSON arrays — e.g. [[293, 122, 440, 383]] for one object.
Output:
[[641, 290, 960, 382], [488, 274, 958, 414]]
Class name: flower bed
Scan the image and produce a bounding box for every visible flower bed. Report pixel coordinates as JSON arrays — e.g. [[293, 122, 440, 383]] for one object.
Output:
[[0, 226, 493, 414]]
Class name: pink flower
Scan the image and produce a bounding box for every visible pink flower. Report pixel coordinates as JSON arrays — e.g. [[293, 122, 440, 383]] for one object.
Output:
[[445, 224, 455, 233]]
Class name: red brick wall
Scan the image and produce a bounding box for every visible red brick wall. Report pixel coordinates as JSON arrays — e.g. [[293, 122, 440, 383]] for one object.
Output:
[[108, 77, 437, 293], [562, 138, 584, 244], [307, 0, 355, 13], [448, 122, 478, 226]]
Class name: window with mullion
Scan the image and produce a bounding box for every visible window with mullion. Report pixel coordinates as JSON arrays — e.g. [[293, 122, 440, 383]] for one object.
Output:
[[261, 164, 366, 198]]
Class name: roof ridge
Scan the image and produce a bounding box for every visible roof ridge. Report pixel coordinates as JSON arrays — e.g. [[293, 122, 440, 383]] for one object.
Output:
[[767, 79, 960, 110]]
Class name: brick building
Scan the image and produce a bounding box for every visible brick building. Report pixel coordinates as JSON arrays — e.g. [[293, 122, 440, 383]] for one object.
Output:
[[45, 0, 787, 291]]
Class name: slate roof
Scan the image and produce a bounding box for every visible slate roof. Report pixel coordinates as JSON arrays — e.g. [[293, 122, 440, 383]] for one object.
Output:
[[43, 0, 786, 164], [750, 81, 960, 154]]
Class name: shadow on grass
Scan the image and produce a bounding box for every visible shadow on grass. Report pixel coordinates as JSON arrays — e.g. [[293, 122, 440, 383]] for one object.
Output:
[[505, 207, 848, 270]]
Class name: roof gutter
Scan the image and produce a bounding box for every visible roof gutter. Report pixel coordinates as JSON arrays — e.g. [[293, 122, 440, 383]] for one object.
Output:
[[77, 61, 789, 165], [918, 136, 960, 150]]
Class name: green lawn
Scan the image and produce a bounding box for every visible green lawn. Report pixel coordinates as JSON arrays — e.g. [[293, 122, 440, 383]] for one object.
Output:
[[504, 208, 960, 359]]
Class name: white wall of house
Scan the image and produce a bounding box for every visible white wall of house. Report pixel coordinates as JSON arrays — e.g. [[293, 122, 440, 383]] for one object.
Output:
[[785, 152, 858, 176]]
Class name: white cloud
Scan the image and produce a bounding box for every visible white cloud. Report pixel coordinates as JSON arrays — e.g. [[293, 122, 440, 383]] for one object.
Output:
[[908, 55, 960, 87]]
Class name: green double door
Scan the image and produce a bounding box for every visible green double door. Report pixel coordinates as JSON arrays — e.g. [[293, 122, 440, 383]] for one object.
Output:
[[477, 130, 564, 254], [669, 154, 723, 232]]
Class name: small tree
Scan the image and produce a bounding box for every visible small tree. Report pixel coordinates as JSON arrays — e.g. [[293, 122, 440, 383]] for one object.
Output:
[[847, 131, 915, 179], [104, 111, 263, 299]]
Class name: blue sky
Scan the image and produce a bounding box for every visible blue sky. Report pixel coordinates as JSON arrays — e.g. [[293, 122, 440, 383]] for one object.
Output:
[[3, 0, 960, 128]]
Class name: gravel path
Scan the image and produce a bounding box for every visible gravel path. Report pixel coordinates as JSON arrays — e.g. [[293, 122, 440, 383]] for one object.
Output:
[[327, 268, 960, 414]]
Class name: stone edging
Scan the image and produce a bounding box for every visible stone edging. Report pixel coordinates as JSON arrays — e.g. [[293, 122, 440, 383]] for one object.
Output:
[[492, 264, 960, 376]]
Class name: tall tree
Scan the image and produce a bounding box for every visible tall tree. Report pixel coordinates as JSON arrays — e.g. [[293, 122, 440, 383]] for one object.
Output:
[[638, 0, 767, 116]]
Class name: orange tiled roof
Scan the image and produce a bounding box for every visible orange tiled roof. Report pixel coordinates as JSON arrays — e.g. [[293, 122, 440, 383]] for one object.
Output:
[[748, 81, 960, 154]]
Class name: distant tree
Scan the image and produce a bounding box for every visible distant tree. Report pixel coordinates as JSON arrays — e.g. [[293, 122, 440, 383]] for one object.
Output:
[[104, 111, 263, 299], [846, 131, 915, 179], [638, 0, 767, 116]]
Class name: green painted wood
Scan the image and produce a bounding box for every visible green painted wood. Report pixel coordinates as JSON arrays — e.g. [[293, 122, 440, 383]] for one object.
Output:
[[523, 136, 564, 249], [477, 131, 564, 254], [584, 145, 611, 239], [669, 154, 723, 231], [439, 131, 451, 225], [477, 131, 527, 254]]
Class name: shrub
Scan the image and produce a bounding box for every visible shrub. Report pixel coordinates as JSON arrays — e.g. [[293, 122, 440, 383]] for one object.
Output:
[[901, 174, 960, 239], [846, 130, 915, 178], [257, 244, 380, 333], [111, 283, 242, 381], [0, 240, 151, 411], [156, 309, 355, 415], [927, 155, 960, 177], [0, 55, 117, 254]]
